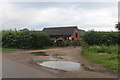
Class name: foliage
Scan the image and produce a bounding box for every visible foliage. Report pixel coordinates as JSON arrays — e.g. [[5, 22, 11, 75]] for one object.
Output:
[[2, 29, 51, 49], [83, 30, 118, 45], [88, 45, 118, 54], [0, 46, 59, 51], [81, 45, 119, 70], [62, 40, 81, 47], [0, 31, 2, 48], [80, 40, 88, 48], [115, 22, 120, 30], [50, 39, 81, 47]]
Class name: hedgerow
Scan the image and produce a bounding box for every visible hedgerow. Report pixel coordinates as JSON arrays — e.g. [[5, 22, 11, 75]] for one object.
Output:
[[2, 28, 51, 49], [83, 30, 119, 45]]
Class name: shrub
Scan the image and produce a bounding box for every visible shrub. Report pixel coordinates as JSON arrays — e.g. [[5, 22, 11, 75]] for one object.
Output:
[[83, 30, 118, 45], [81, 40, 88, 48], [2, 29, 51, 49], [0, 31, 2, 48], [50, 39, 81, 47]]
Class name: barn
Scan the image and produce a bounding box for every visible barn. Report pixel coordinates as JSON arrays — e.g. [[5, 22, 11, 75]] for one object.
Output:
[[42, 26, 85, 40]]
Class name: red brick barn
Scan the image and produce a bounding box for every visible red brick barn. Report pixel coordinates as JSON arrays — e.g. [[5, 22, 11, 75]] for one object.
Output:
[[42, 26, 85, 40]]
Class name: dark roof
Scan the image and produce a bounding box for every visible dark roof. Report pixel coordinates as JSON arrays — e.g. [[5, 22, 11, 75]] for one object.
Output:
[[42, 26, 78, 36]]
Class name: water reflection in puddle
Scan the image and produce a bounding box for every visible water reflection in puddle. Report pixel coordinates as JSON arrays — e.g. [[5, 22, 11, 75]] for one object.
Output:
[[37, 61, 83, 71]]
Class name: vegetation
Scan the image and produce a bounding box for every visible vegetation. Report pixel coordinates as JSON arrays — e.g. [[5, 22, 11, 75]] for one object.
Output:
[[0, 31, 2, 48], [62, 40, 81, 47], [2, 29, 51, 49], [81, 45, 119, 70], [116, 22, 120, 30], [81, 30, 119, 70], [83, 30, 118, 45], [50, 38, 81, 47], [0, 46, 59, 51], [0, 48, 26, 50], [1, 28, 81, 50]]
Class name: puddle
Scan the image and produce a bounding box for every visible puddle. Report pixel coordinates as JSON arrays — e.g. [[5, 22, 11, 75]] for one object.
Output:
[[31, 51, 49, 56], [37, 61, 83, 71]]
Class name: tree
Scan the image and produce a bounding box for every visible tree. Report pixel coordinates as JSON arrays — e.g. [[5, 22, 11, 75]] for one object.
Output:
[[20, 28, 29, 31], [115, 22, 120, 31]]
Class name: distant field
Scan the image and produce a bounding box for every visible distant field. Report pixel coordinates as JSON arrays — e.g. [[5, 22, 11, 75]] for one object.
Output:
[[81, 45, 119, 70]]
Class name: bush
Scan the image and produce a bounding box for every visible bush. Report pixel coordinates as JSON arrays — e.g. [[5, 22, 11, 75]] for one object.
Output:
[[50, 39, 81, 47], [83, 30, 118, 45], [81, 40, 88, 48], [0, 31, 2, 48], [72, 40, 81, 46], [2, 29, 51, 49]]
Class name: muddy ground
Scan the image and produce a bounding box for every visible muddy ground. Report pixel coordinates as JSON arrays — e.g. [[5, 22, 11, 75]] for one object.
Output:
[[2, 46, 118, 78]]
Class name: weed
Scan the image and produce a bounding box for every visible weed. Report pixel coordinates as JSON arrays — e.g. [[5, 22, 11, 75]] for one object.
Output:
[[81, 45, 119, 70]]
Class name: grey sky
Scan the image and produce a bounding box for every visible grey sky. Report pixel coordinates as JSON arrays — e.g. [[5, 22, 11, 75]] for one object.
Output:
[[0, 2, 118, 31]]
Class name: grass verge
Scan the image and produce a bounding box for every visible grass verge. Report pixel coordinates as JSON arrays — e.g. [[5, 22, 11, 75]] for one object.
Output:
[[81, 45, 119, 71]]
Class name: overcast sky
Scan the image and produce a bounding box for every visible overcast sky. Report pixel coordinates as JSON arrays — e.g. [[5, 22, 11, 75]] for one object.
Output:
[[0, 1, 118, 31]]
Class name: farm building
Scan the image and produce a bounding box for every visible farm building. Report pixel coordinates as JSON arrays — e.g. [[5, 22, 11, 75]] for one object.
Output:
[[42, 26, 85, 40]]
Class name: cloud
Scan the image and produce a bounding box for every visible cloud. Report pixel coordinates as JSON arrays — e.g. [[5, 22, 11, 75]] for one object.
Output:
[[1, 2, 118, 31], [0, 0, 119, 2]]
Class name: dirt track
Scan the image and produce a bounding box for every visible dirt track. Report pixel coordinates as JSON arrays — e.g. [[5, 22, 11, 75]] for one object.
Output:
[[2, 47, 118, 78]]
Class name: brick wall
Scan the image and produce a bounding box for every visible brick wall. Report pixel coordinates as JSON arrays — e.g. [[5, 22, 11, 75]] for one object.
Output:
[[70, 30, 82, 40]]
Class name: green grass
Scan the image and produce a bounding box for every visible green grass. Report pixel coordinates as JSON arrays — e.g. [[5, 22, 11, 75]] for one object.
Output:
[[0, 46, 59, 51], [81, 45, 119, 71]]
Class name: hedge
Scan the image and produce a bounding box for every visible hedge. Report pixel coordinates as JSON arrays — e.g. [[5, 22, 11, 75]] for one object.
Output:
[[83, 30, 119, 45], [2, 29, 51, 49]]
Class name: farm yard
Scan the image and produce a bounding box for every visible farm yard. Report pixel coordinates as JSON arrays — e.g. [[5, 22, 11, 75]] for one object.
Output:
[[1, 1, 119, 79], [2, 47, 118, 78], [0, 27, 119, 78]]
